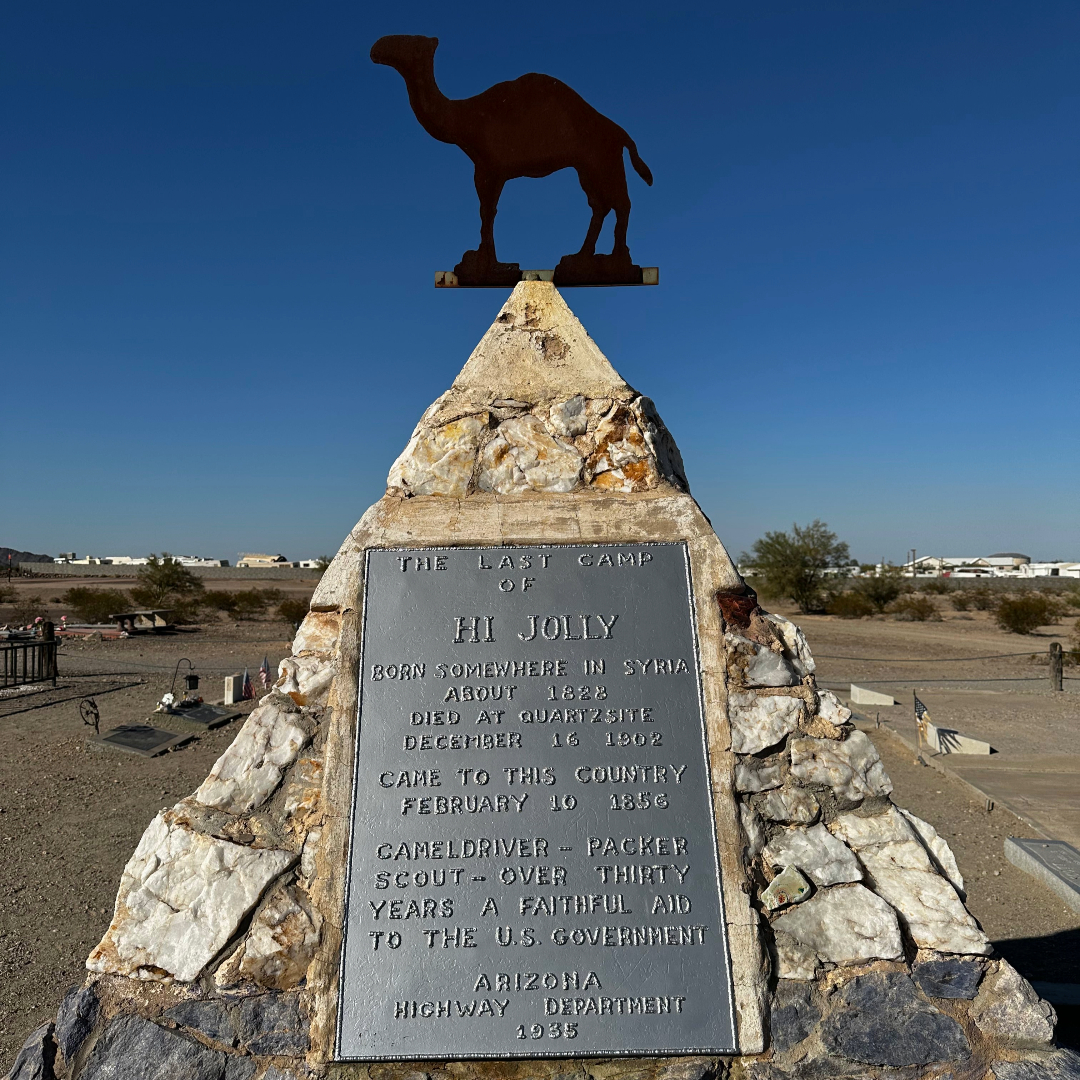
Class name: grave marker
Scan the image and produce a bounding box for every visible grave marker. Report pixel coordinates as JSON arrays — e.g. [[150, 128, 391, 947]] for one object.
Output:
[[337, 543, 735, 1060], [89, 724, 192, 757]]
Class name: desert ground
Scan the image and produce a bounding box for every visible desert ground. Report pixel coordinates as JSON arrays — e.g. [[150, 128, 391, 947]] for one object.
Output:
[[1, 580, 1078, 1068]]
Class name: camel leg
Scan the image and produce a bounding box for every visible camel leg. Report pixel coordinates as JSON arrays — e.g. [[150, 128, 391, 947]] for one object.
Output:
[[574, 171, 610, 257], [611, 176, 632, 260], [475, 170, 505, 264]]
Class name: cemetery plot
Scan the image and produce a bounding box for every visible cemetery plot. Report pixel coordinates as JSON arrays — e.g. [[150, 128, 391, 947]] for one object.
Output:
[[163, 703, 241, 729], [337, 543, 735, 1061], [89, 724, 193, 757], [1005, 838, 1080, 914]]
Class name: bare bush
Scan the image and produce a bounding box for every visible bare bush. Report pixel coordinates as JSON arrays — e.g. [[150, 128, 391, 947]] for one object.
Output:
[[63, 587, 131, 624], [827, 591, 876, 619], [995, 595, 1060, 635], [888, 595, 941, 622], [919, 579, 952, 595], [278, 598, 310, 629]]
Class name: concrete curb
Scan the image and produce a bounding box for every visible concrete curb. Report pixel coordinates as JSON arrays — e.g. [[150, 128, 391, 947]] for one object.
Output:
[[845, 703, 1054, 841]]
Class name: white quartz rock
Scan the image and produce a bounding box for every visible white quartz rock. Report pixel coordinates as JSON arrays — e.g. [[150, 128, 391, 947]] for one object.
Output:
[[726, 634, 799, 688], [789, 730, 893, 802], [587, 404, 657, 493], [831, 807, 989, 955], [387, 414, 487, 498], [729, 691, 803, 755], [816, 689, 851, 727], [477, 433, 528, 493], [276, 654, 336, 707], [740, 802, 766, 859], [548, 395, 588, 438], [772, 884, 904, 964], [900, 808, 965, 896], [971, 959, 1056, 1046], [478, 414, 582, 494], [735, 759, 783, 794], [239, 884, 322, 990], [195, 696, 309, 814], [763, 823, 862, 886], [87, 815, 294, 982], [764, 614, 816, 677], [757, 785, 820, 824], [292, 611, 340, 656]]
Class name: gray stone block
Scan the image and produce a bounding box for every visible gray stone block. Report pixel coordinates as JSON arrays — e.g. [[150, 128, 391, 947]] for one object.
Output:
[[234, 993, 309, 1055], [80, 1014, 229, 1080], [223, 1057, 258, 1080], [163, 999, 237, 1047], [55, 985, 98, 1063], [4, 1023, 55, 1080], [912, 957, 984, 999], [992, 1049, 1080, 1080], [770, 983, 821, 1053], [1005, 838, 1080, 915], [819, 972, 970, 1067], [54, 989, 98, 1062]]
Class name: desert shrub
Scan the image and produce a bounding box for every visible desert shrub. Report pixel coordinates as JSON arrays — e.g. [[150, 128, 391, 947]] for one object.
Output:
[[888, 594, 941, 622], [919, 579, 952, 595], [278, 597, 310, 628], [968, 584, 997, 611], [827, 591, 876, 619], [12, 594, 48, 625], [0, 584, 16, 604], [63, 587, 131, 624], [853, 567, 908, 613], [205, 588, 283, 619], [131, 554, 204, 609], [950, 591, 971, 611], [995, 594, 1060, 635]]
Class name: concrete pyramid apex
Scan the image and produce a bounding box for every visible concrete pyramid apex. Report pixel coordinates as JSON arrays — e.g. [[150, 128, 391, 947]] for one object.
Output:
[[450, 280, 636, 404]]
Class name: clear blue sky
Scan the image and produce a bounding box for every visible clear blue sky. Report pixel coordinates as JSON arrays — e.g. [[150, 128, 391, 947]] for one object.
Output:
[[4, 1, 1078, 564]]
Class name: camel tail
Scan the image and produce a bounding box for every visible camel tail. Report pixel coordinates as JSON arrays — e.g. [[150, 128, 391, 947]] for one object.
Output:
[[625, 137, 653, 186]]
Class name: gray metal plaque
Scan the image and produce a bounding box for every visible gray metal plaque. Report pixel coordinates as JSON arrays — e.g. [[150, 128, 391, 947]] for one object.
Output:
[[338, 543, 735, 1060]]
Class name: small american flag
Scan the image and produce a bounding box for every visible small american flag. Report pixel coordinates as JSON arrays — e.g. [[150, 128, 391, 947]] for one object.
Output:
[[914, 694, 931, 744], [241, 668, 256, 701], [258, 655, 272, 690]]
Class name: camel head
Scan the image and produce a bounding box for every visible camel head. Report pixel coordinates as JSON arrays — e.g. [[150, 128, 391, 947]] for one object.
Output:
[[370, 35, 439, 75]]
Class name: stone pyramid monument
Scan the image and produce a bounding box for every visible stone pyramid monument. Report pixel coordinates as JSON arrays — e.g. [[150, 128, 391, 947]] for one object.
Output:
[[7, 283, 1075, 1080]]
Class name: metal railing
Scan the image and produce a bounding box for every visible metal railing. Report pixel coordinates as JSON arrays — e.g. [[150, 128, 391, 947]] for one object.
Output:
[[1, 637, 58, 689]]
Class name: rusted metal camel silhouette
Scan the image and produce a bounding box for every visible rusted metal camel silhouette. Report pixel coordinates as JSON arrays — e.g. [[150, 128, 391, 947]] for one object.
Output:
[[370, 35, 653, 286]]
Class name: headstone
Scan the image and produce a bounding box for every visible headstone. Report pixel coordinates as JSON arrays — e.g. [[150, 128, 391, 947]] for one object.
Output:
[[88, 724, 193, 757], [225, 674, 244, 705], [336, 543, 735, 1059], [16, 283, 1067, 1080], [851, 684, 896, 706], [926, 719, 993, 755], [165, 703, 241, 729], [1005, 837, 1080, 914]]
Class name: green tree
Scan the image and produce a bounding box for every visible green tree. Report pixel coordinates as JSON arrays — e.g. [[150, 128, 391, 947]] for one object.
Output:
[[740, 521, 851, 614], [130, 554, 204, 609]]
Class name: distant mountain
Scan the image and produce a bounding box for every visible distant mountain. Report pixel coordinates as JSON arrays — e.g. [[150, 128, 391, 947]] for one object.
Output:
[[1, 546, 53, 564]]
